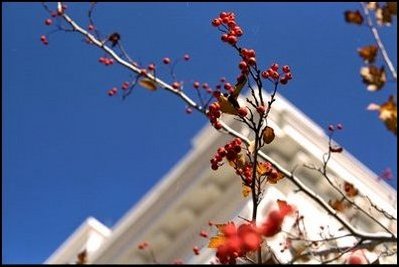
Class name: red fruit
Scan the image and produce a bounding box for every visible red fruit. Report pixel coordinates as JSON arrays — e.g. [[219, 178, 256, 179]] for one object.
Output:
[[272, 71, 279, 80], [219, 12, 228, 19], [234, 28, 243, 37], [337, 123, 343, 130], [328, 124, 335, 131], [214, 121, 223, 130], [122, 82, 130, 90], [183, 54, 190, 61], [280, 77, 288, 85], [202, 83, 209, 89], [227, 35, 238, 45], [211, 163, 219, 170], [200, 230, 208, 238], [140, 69, 147, 76], [163, 57, 171, 64], [238, 61, 247, 70], [172, 82, 181, 90], [247, 57, 256, 66], [285, 72, 292, 80], [348, 255, 363, 264], [193, 246, 200, 255], [238, 107, 248, 117], [212, 18, 222, 27], [221, 34, 229, 42], [257, 105, 266, 114], [88, 24, 95, 31], [193, 81, 200, 89], [241, 231, 261, 251], [40, 35, 47, 42], [271, 63, 279, 71], [261, 70, 270, 79], [45, 18, 52, 26], [186, 107, 193, 114], [223, 82, 232, 91], [148, 63, 156, 71], [282, 65, 290, 73]]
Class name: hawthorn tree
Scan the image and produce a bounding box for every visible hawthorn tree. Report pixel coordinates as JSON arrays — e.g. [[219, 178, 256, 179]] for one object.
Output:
[[41, 2, 397, 264]]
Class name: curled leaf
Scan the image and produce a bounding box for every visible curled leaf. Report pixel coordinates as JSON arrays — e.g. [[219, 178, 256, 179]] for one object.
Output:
[[343, 182, 358, 197], [242, 184, 251, 198], [139, 78, 157, 91], [360, 65, 386, 91], [376, 3, 397, 25], [329, 199, 349, 212], [218, 94, 239, 115], [257, 161, 273, 176], [368, 96, 397, 135], [344, 10, 364, 25], [357, 45, 378, 63], [262, 126, 275, 144]]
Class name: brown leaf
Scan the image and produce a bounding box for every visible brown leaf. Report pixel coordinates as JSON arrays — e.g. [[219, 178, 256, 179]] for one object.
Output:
[[242, 184, 251, 198], [257, 161, 273, 176], [368, 96, 397, 135], [343, 182, 358, 197], [376, 3, 397, 25], [360, 65, 386, 91], [262, 126, 275, 144], [76, 249, 87, 264], [267, 171, 285, 184], [139, 78, 157, 91], [218, 94, 239, 115], [344, 10, 364, 25], [358, 45, 378, 63], [208, 234, 226, 249], [329, 199, 349, 212]]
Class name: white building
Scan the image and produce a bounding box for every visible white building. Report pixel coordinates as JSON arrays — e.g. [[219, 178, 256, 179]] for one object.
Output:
[[45, 93, 397, 264]]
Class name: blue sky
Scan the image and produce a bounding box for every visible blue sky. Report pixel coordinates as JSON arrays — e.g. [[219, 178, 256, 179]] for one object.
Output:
[[3, 3, 397, 264]]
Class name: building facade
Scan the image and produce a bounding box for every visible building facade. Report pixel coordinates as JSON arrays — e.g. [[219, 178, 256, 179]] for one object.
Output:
[[46, 93, 397, 264]]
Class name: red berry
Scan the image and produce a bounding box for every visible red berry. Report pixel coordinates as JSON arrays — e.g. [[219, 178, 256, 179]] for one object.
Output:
[[219, 12, 228, 19], [247, 57, 256, 66], [227, 35, 238, 45], [271, 63, 279, 71], [282, 65, 290, 73], [214, 121, 223, 130], [261, 71, 269, 79], [88, 24, 95, 31], [328, 124, 335, 131], [212, 18, 222, 27], [186, 107, 193, 114], [280, 77, 288, 85], [45, 18, 52, 26], [122, 81, 130, 90], [172, 82, 181, 90], [200, 230, 208, 238], [238, 61, 247, 70], [285, 72, 292, 80], [183, 54, 190, 61], [271, 71, 279, 80], [163, 57, 171, 64], [202, 83, 209, 89], [211, 163, 219, 170], [348, 255, 363, 264], [336, 123, 343, 130], [221, 34, 229, 42], [238, 107, 248, 117], [40, 35, 47, 42], [193, 81, 200, 89], [257, 105, 266, 114]]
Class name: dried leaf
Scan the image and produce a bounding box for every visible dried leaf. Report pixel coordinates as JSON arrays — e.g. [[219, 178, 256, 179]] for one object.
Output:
[[242, 184, 251, 198], [360, 65, 386, 91], [139, 78, 157, 91], [376, 3, 397, 25], [257, 161, 272, 176], [344, 182, 358, 197], [247, 140, 256, 154], [358, 45, 378, 63], [218, 94, 239, 115], [368, 96, 397, 135], [208, 234, 226, 249], [277, 199, 294, 215], [329, 199, 348, 212], [262, 126, 275, 144], [267, 171, 285, 184], [231, 75, 247, 98], [76, 249, 87, 264], [344, 10, 364, 25]]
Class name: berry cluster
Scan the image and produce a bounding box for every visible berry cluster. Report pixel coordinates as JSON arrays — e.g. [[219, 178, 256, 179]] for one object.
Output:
[[137, 241, 149, 250], [261, 63, 293, 85], [238, 48, 256, 75], [215, 222, 261, 264], [210, 138, 242, 171], [212, 12, 243, 45], [98, 56, 115, 66], [328, 123, 344, 132], [207, 101, 222, 130]]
